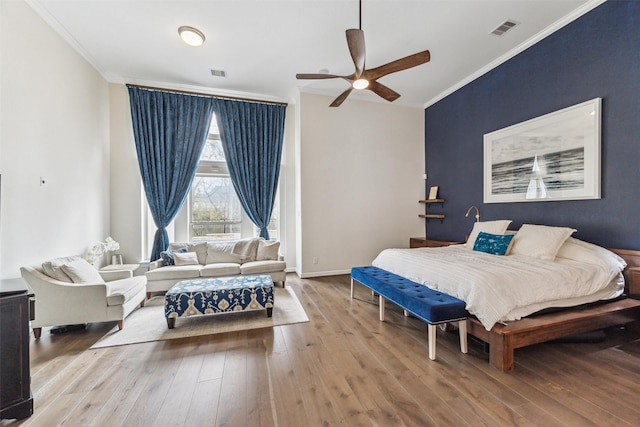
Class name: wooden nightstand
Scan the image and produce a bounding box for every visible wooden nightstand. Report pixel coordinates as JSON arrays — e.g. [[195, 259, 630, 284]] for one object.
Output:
[[410, 237, 464, 248], [627, 267, 640, 297]]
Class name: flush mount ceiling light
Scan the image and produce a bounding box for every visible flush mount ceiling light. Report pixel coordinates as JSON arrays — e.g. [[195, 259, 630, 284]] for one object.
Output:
[[178, 26, 205, 46]]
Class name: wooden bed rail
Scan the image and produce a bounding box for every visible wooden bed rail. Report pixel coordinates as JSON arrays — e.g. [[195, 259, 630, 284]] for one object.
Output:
[[468, 247, 640, 372]]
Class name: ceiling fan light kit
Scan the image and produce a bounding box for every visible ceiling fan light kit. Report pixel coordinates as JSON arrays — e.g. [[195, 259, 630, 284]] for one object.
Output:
[[352, 78, 369, 90], [178, 26, 205, 46], [296, 0, 430, 107]]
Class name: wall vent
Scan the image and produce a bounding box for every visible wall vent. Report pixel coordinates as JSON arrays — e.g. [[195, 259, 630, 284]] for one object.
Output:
[[211, 69, 227, 77], [491, 20, 518, 36]]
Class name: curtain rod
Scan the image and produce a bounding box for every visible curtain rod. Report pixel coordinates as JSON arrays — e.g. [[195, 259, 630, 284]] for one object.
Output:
[[126, 83, 288, 107]]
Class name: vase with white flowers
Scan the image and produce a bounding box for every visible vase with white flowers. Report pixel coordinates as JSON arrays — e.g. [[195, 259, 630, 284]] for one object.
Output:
[[85, 237, 121, 266]]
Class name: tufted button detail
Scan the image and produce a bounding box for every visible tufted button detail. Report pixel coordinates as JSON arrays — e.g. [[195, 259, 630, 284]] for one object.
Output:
[[351, 266, 467, 324]]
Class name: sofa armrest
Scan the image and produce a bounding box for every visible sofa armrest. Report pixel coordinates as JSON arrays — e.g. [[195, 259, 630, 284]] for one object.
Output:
[[148, 259, 164, 271], [100, 270, 133, 281], [20, 266, 110, 326]]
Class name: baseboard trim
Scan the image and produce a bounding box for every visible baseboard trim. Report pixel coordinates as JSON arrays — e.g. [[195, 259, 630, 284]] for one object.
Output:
[[298, 269, 351, 279]]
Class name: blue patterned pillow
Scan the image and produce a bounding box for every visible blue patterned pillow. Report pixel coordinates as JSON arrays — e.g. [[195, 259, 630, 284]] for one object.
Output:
[[472, 232, 514, 256], [160, 247, 188, 266]]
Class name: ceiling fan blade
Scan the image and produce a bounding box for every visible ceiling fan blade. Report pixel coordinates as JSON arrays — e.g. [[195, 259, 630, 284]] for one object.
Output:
[[368, 80, 401, 102], [330, 88, 353, 107], [367, 50, 431, 80], [346, 29, 366, 77], [296, 73, 343, 80]]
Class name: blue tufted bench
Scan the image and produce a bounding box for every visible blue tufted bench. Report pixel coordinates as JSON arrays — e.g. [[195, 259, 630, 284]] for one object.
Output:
[[350, 266, 468, 361]]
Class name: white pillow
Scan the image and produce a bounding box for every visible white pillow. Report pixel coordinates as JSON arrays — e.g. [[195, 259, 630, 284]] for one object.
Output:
[[206, 242, 241, 264], [186, 242, 208, 264], [466, 220, 512, 249], [510, 224, 576, 260], [256, 240, 280, 261], [42, 256, 80, 282], [173, 251, 200, 266], [556, 237, 626, 273], [60, 259, 105, 284]]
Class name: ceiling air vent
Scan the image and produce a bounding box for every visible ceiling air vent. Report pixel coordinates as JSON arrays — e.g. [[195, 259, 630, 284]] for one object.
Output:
[[210, 69, 227, 78], [491, 20, 518, 36]]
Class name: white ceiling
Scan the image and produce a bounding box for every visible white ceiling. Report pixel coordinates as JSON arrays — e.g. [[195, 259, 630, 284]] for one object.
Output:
[[28, 0, 601, 108]]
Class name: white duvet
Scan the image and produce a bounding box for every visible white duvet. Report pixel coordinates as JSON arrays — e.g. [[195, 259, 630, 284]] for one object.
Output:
[[372, 245, 624, 331]]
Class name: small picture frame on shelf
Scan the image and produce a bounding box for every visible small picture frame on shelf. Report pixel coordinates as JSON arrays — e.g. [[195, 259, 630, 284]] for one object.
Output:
[[428, 185, 439, 200]]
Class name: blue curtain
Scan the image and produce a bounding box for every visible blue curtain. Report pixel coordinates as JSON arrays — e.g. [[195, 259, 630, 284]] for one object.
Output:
[[213, 99, 286, 239], [128, 87, 215, 260]]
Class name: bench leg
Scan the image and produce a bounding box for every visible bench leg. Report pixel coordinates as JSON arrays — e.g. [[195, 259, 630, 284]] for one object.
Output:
[[403, 310, 410, 317], [458, 320, 468, 354], [379, 295, 385, 321], [428, 324, 436, 360], [350, 277, 354, 299]]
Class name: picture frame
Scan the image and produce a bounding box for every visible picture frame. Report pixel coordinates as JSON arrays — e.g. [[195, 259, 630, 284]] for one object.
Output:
[[428, 185, 439, 200], [483, 98, 601, 203]]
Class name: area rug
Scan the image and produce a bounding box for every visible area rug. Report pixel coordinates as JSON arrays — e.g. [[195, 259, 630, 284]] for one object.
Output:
[[90, 286, 308, 349]]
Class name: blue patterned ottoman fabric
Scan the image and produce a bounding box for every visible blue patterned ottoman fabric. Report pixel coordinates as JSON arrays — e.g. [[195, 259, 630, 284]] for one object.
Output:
[[164, 275, 274, 321]]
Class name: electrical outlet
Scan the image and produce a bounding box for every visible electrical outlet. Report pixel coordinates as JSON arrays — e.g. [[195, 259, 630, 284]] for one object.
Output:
[[313, 257, 318, 264]]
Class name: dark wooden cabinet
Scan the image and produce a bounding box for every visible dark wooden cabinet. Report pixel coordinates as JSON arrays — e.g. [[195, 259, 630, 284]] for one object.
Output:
[[0, 279, 34, 420], [410, 237, 464, 248]]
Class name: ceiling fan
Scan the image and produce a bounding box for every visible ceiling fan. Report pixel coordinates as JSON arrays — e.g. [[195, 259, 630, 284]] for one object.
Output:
[[296, 0, 431, 107]]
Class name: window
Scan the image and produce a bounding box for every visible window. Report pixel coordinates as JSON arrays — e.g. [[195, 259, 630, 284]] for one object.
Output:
[[189, 119, 241, 241], [188, 116, 279, 241]]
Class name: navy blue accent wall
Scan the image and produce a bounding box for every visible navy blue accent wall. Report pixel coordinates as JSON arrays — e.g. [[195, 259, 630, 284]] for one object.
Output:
[[424, 1, 640, 249]]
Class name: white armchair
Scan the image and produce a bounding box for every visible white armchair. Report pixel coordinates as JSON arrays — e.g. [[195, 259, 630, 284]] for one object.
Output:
[[21, 261, 147, 339]]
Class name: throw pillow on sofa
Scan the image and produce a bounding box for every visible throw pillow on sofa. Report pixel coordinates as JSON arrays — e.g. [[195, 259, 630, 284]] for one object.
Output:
[[231, 238, 260, 262], [173, 251, 200, 266], [206, 242, 242, 264], [42, 256, 81, 282], [187, 242, 208, 264], [160, 247, 188, 266], [60, 258, 106, 284], [256, 240, 280, 261]]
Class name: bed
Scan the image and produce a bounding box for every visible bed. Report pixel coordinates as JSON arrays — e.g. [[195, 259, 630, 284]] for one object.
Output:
[[372, 222, 640, 371]]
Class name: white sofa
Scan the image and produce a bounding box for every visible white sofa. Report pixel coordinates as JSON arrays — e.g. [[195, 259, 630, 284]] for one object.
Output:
[[145, 239, 286, 296], [21, 256, 147, 338]]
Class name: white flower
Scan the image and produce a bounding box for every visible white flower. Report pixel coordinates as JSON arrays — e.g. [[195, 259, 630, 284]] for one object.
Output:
[[85, 237, 120, 264], [104, 237, 120, 252]]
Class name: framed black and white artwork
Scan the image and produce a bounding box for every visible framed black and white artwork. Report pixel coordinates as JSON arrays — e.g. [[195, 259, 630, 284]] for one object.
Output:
[[483, 98, 601, 203]]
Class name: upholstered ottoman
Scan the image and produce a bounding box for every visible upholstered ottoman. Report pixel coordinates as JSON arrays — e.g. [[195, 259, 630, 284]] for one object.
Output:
[[164, 275, 274, 329]]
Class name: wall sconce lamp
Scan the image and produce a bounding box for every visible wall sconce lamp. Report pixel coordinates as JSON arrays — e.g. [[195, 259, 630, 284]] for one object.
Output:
[[465, 205, 480, 222]]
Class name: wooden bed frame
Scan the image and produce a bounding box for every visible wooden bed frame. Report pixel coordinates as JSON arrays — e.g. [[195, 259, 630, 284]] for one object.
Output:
[[466, 248, 640, 371]]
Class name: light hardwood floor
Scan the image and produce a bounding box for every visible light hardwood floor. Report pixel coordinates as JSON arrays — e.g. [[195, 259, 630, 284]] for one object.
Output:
[[3, 274, 640, 426]]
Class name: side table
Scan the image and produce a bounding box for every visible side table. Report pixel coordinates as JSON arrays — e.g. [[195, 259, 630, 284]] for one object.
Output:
[[100, 263, 141, 274]]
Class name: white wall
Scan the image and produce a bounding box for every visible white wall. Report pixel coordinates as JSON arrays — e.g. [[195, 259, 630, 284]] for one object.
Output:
[[297, 92, 425, 277], [108, 84, 145, 264], [0, 0, 110, 278]]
